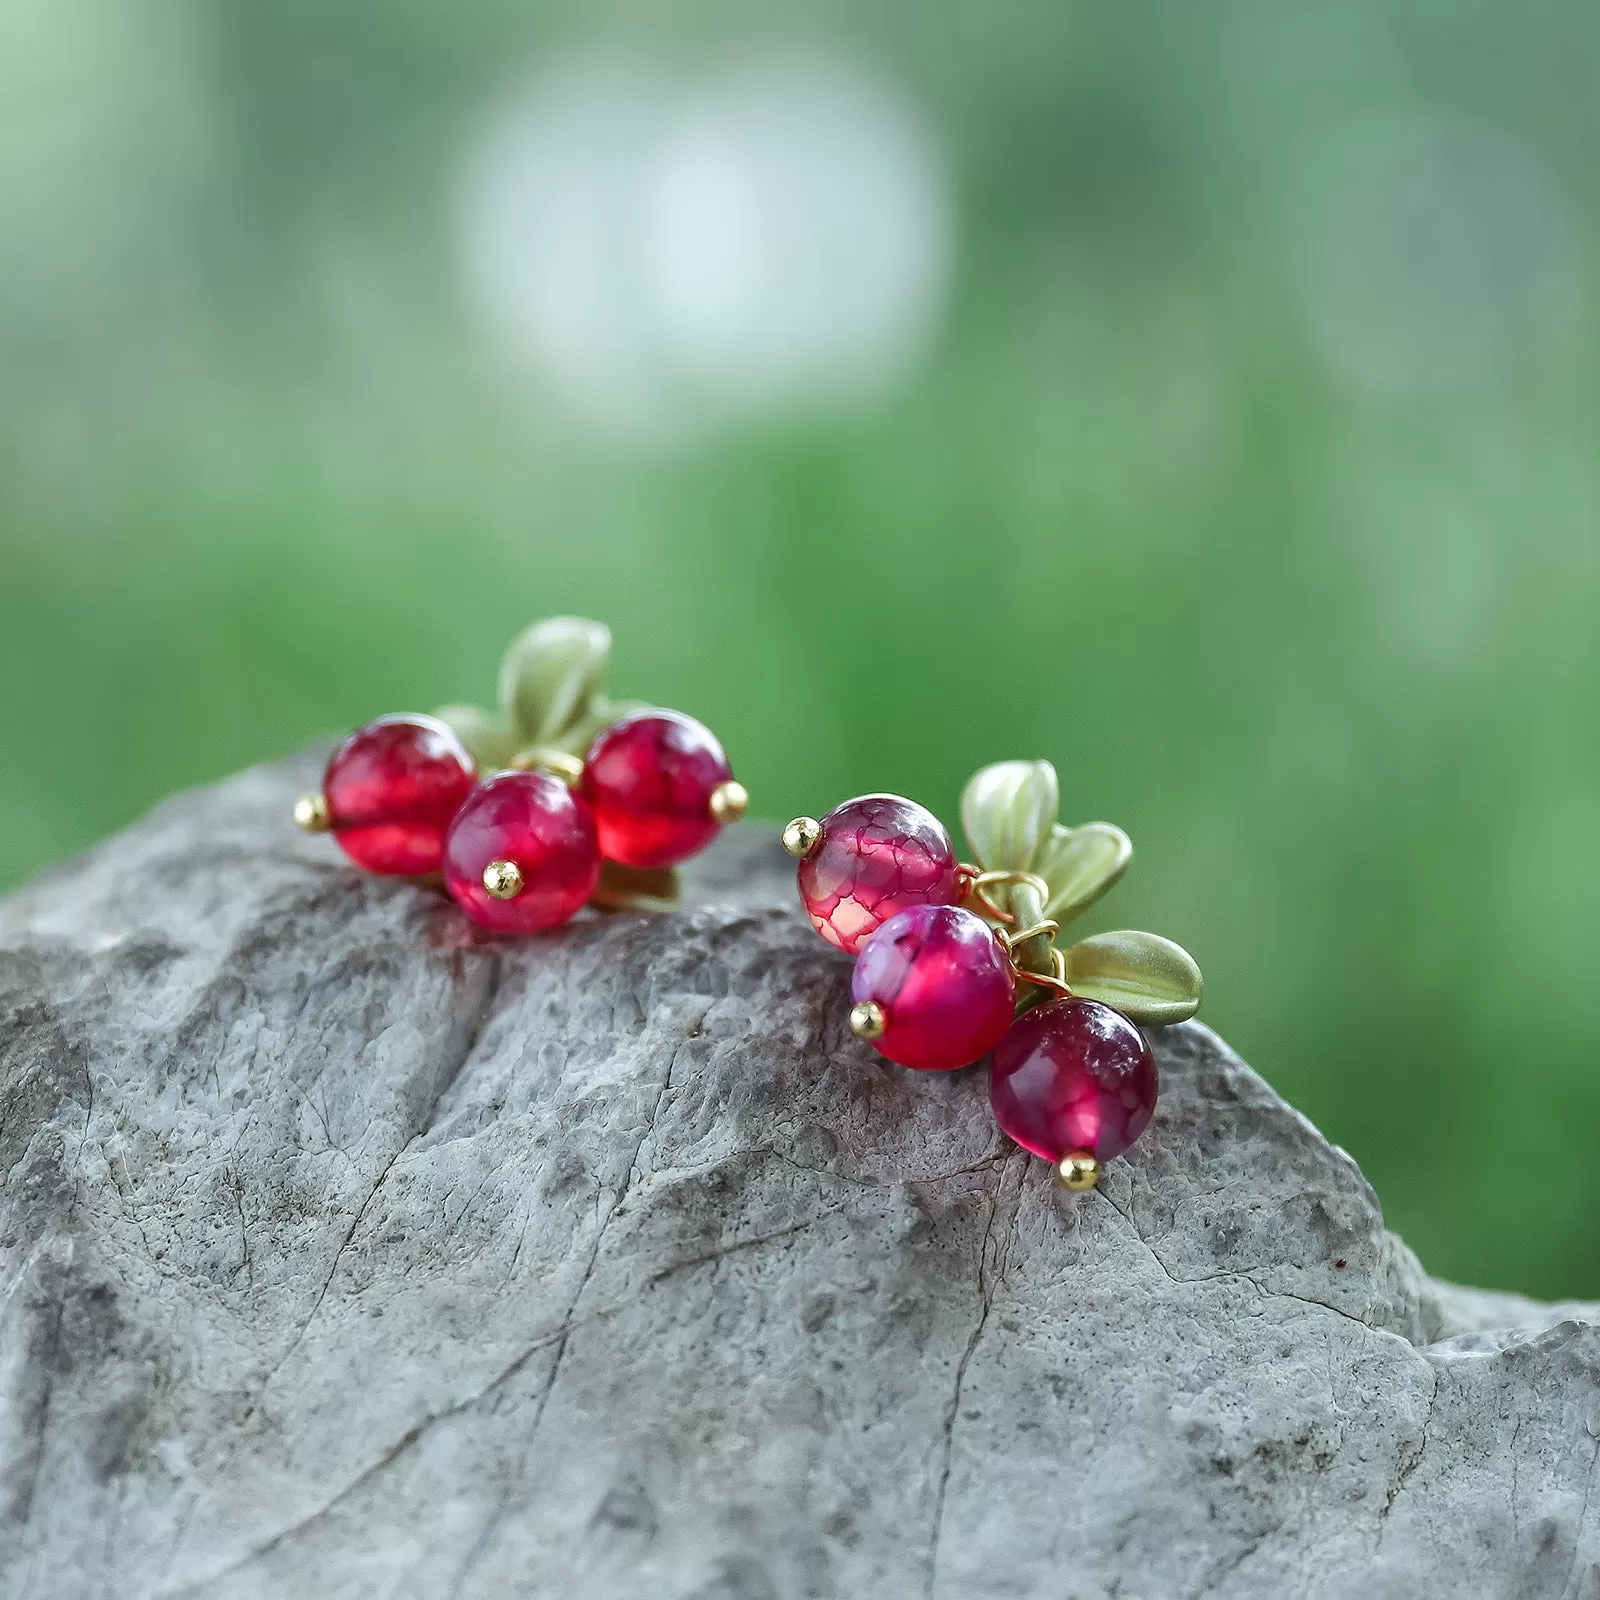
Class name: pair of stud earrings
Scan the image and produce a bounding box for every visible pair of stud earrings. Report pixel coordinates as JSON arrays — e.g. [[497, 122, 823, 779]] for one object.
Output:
[[295, 617, 1201, 1189]]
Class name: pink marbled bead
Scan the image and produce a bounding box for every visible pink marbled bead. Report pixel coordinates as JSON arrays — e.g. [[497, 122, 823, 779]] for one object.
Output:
[[581, 709, 734, 869], [798, 794, 962, 955], [850, 904, 1015, 1072], [442, 771, 601, 934], [323, 714, 477, 876], [989, 998, 1157, 1162]]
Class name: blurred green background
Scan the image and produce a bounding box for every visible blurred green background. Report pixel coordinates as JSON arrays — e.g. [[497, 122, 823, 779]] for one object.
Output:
[[3, 0, 1597, 1296]]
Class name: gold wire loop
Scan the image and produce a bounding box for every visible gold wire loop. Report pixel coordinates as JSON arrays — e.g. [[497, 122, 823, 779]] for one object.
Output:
[[959, 866, 1070, 995], [510, 746, 586, 784], [959, 866, 1051, 925], [1013, 947, 1074, 998]]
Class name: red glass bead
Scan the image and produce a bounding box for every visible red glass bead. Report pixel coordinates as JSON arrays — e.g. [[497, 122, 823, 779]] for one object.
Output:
[[442, 771, 601, 933], [323, 714, 477, 876], [799, 794, 962, 955], [850, 904, 1015, 1072], [581, 709, 734, 869], [989, 997, 1157, 1162]]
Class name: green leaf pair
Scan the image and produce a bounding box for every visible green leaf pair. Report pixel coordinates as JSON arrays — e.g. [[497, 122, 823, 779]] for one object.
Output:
[[959, 760, 1202, 1026], [436, 617, 643, 774]]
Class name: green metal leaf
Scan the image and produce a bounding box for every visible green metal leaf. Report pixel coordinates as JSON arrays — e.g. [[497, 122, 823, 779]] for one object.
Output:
[[1034, 822, 1132, 926], [498, 616, 612, 745], [1062, 930, 1203, 1025], [561, 696, 650, 761], [434, 704, 519, 773], [960, 761, 1059, 873]]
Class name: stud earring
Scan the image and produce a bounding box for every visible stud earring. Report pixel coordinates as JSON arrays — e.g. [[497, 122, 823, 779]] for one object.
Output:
[[295, 617, 745, 933], [784, 761, 1201, 1188]]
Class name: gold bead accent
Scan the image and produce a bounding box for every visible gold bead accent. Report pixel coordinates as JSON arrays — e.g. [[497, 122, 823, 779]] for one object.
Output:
[[1055, 1150, 1100, 1192], [293, 793, 331, 834], [849, 1000, 887, 1042], [482, 859, 524, 900], [709, 780, 749, 825], [782, 816, 823, 859]]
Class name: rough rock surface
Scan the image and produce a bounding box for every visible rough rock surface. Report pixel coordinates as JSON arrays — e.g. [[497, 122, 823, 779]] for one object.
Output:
[[1, 751, 1597, 1600]]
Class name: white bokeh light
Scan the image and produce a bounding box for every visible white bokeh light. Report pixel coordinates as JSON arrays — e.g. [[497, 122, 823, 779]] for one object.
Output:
[[456, 47, 952, 442]]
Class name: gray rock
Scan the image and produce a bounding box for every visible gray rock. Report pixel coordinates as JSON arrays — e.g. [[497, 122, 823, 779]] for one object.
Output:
[[1, 750, 1595, 1599]]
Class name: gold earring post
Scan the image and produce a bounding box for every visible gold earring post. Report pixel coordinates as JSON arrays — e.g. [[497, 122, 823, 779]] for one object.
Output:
[[482, 860, 524, 900], [293, 793, 331, 833], [849, 1000, 887, 1041], [1055, 1151, 1100, 1191], [782, 817, 823, 859], [709, 780, 749, 825]]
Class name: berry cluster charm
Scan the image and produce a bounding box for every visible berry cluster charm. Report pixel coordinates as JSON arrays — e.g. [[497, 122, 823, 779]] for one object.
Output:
[[785, 761, 1202, 1189], [295, 618, 745, 934]]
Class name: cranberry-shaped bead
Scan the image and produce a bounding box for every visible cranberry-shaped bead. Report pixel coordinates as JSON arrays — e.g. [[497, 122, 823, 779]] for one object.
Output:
[[798, 794, 962, 955], [581, 709, 736, 869], [322, 714, 477, 876], [849, 904, 1015, 1072], [989, 998, 1157, 1163], [442, 771, 601, 933]]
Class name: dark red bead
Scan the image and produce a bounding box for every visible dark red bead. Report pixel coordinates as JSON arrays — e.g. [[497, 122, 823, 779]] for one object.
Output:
[[442, 771, 601, 933], [324, 714, 477, 876], [799, 794, 962, 955], [581, 709, 734, 869], [989, 998, 1157, 1162], [850, 904, 1015, 1072]]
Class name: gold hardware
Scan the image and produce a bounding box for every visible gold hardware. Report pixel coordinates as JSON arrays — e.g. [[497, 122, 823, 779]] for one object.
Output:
[[293, 793, 331, 834], [959, 867, 1051, 925], [1055, 1150, 1100, 1191], [782, 817, 823, 859], [482, 860, 524, 899], [509, 746, 585, 784], [1013, 946, 1074, 998], [709, 780, 749, 825], [849, 1000, 887, 1041]]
